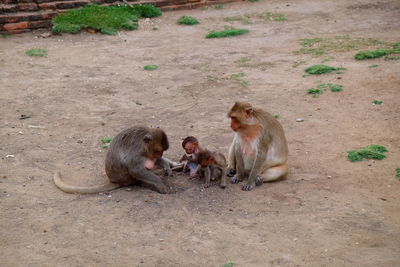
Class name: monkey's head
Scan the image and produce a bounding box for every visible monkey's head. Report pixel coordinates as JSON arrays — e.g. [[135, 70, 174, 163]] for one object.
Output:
[[182, 136, 199, 154], [228, 101, 257, 132], [197, 150, 215, 168], [144, 128, 169, 159]]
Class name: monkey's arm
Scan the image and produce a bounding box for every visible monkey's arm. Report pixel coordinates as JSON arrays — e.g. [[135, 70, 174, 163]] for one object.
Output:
[[231, 142, 245, 184], [155, 157, 181, 176], [128, 166, 175, 194]]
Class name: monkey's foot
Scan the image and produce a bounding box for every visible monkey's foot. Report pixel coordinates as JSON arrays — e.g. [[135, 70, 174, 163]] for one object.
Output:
[[242, 182, 256, 191], [230, 175, 243, 184], [203, 182, 211, 188], [227, 169, 236, 177], [255, 176, 263, 186]]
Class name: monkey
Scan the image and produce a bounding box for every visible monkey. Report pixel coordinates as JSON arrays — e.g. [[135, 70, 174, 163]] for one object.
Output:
[[227, 101, 288, 191], [196, 150, 227, 188], [53, 126, 177, 194], [177, 136, 203, 179]]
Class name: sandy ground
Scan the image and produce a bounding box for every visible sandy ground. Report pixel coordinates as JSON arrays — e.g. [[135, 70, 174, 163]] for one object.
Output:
[[1, 0, 400, 266]]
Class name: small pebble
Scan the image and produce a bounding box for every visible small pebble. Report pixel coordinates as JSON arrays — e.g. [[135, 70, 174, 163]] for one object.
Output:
[[296, 118, 304, 122]]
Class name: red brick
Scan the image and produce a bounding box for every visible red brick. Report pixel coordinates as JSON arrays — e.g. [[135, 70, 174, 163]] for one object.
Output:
[[17, 0, 36, 3], [160, 3, 191, 10], [4, 21, 29, 30], [38, 2, 57, 9], [3, 0, 18, 4], [1, 4, 19, 13], [187, 0, 200, 3], [28, 19, 51, 28], [4, 29, 30, 34], [190, 1, 205, 8], [18, 3, 38, 11]]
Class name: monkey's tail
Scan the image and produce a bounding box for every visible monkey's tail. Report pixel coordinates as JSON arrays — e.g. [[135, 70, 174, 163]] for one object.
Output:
[[53, 171, 120, 194]]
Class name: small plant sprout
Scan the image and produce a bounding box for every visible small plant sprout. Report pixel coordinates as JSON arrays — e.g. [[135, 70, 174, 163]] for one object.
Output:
[[224, 15, 252, 24], [257, 12, 287, 21], [396, 168, 400, 180], [206, 28, 249, 39], [222, 262, 236, 267], [101, 137, 113, 149], [273, 114, 280, 119], [144, 64, 158, 70], [347, 144, 388, 162], [230, 72, 249, 87], [26, 48, 47, 57], [368, 64, 379, 68], [305, 65, 345, 75], [307, 88, 323, 97], [372, 100, 383, 105], [177, 16, 200, 25], [292, 60, 306, 68], [214, 4, 224, 9], [318, 83, 343, 92]]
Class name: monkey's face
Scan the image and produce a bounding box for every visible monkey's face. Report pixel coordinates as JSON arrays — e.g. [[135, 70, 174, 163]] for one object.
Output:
[[184, 142, 198, 154], [151, 144, 164, 159], [230, 116, 242, 132]]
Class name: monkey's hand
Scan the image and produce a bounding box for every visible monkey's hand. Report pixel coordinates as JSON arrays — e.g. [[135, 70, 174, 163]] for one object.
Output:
[[242, 182, 256, 191], [230, 174, 244, 184], [158, 183, 177, 194]]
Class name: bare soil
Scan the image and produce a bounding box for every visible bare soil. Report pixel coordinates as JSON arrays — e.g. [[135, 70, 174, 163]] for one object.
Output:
[[1, 0, 400, 266]]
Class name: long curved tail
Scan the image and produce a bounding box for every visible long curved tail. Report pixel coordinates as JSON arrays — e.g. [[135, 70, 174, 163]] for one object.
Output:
[[53, 171, 120, 194]]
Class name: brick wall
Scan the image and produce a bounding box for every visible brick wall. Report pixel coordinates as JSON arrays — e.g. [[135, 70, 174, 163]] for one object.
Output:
[[0, 0, 242, 34]]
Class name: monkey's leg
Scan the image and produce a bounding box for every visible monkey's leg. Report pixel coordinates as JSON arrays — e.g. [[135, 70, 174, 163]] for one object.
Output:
[[242, 150, 268, 191], [256, 163, 288, 185], [219, 168, 227, 189], [203, 167, 211, 188], [129, 167, 176, 194]]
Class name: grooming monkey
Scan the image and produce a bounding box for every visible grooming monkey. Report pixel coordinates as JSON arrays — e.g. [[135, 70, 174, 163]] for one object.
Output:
[[227, 101, 288, 191], [196, 150, 227, 188], [54, 126, 177, 194]]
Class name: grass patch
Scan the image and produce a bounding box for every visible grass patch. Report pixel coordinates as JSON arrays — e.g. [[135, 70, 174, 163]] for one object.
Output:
[[177, 16, 200, 25], [372, 100, 383, 105], [396, 168, 400, 180], [101, 136, 113, 149], [52, 4, 161, 35], [214, 4, 224, 9], [25, 48, 47, 57], [206, 28, 249, 39], [224, 15, 252, 24], [368, 64, 379, 68], [292, 60, 306, 68], [355, 42, 400, 60], [257, 12, 287, 21], [273, 114, 280, 119], [384, 55, 400, 60], [144, 64, 158, 70], [294, 36, 388, 57], [347, 144, 388, 162], [305, 64, 345, 75], [307, 83, 343, 96], [230, 72, 249, 87], [307, 88, 323, 97], [1, 33, 9, 38], [222, 263, 236, 267]]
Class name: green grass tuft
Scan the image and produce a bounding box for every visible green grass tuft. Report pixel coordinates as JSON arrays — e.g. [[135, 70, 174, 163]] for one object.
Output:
[[52, 4, 161, 35], [305, 65, 344, 75], [368, 64, 379, 68], [273, 114, 280, 119], [372, 100, 383, 105], [206, 28, 249, 39], [1, 33, 9, 38], [224, 15, 252, 24], [257, 12, 287, 21], [294, 36, 388, 57], [396, 168, 400, 179], [133, 4, 162, 18], [307, 88, 323, 97], [347, 144, 388, 162], [230, 72, 249, 87], [177, 16, 200, 25], [101, 137, 113, 144], [355, 42, 400, 60], [222, 262, 236, 267], [214, 4, 224, 9], [144, 64, 158, 70], [26, 48, 47, 57]]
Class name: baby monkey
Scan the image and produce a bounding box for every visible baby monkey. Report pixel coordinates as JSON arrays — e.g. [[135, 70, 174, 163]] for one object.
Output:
[[178, 136, 202, 178], [196, 150, 227, 188]]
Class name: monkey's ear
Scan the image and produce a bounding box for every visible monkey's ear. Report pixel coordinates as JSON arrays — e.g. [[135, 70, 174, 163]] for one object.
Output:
[[143, 134, 153, 143], [245, 107, 253, 117]]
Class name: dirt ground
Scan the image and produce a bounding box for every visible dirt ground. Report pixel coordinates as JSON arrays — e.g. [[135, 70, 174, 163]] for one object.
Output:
[[1, 0, 400, 266]]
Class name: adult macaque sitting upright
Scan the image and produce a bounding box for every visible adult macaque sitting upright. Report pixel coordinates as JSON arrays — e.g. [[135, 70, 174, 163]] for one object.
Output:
[[227, 101, 288, 191], [54, 126, 177, 194]]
